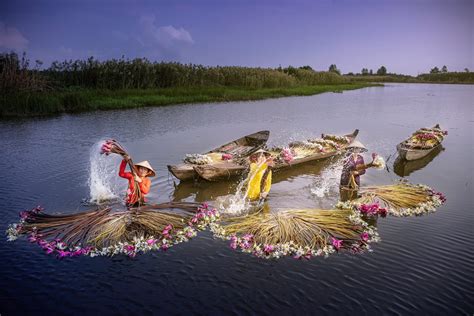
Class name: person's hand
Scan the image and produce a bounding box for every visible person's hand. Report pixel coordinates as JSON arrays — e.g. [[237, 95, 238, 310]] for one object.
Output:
[[134, 175, 142, 183], [123, 154, 131, 162], [266, 157, 274, 167]]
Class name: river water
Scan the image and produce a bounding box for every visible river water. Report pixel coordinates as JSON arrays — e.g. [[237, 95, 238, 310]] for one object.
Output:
[[1, 83, 473, 314]]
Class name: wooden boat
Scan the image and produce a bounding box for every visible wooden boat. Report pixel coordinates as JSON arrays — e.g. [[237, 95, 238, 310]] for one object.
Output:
[[167, 130, 270, 181], [396, 124, 446, 161], [393, 145, 443, 177], [194, 129, 359, 181]]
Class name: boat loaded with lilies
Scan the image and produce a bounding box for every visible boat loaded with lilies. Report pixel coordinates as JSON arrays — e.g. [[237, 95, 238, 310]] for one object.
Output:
[[167, 130, 270, 181], [396, 124, 447, 161], [194, 129, 359, 181]]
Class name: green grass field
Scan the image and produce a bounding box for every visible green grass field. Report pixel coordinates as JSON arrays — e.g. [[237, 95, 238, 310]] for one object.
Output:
[[1, 83, 380, 117]]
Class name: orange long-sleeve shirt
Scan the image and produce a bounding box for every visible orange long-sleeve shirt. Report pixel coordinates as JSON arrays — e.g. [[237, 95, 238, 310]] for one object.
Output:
[[119, 159, 151, 205]]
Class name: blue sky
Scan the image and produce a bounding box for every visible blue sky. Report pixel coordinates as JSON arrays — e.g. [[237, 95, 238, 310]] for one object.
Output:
[[1, 0, 472, 75]]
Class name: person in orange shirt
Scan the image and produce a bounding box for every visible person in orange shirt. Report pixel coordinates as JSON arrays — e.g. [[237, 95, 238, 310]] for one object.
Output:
[[119, 155, 156, 207]]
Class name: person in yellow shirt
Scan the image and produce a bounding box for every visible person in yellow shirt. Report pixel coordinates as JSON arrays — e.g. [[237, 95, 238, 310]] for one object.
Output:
[[245, 149, 273, 202]]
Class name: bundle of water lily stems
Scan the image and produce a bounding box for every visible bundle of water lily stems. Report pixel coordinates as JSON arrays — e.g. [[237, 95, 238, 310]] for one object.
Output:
[[337, 181, 446, 217], [211, 208, 379, 259], [6, 203, 219, 258], [100, 139, 143, 205]]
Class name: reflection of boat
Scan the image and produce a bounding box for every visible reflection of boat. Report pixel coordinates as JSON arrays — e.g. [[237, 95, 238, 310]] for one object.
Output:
[[171, 180, 238, 202], [394, 145, 444, 177], [194, 129, 359, 182], [167, 130, 270, 181], [397, 124, 445, 161]]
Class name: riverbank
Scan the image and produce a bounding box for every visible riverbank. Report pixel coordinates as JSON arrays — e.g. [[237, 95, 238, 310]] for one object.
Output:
[[0, 83, 379, 118], [344, 72, 474, 84]]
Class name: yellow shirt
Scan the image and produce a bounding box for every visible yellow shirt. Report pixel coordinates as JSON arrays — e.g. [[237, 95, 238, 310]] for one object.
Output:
[[246, 162, 272, 201]]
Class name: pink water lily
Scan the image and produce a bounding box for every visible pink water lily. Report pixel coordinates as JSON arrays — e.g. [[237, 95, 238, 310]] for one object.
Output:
[[162, 224, 173, 236], [161, 244, 169, 251], [331, 237, 343, 250], [147, 239, 156, 246], [222, 153, 233, 161], [44, 247, 54, 255], [263, 244, 274, 253], [57, 250, 71, 258], [360, 232, 369, 242]]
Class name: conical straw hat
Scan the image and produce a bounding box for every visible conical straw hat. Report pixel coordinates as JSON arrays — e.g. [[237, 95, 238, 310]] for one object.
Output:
[[347, 140, 368, 152], [250, 149, 271, 157], [135, 160, 156, 177]]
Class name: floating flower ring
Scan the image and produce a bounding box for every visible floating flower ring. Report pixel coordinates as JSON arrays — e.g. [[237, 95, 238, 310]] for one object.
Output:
[[210, 208, 380, 260], [6, 203, 219, 259]]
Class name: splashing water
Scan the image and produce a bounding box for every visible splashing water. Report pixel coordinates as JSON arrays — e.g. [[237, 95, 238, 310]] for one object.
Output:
[[215, 160, 266, 216], [310, 162, 343, 198], [88, 140, 124, 205]]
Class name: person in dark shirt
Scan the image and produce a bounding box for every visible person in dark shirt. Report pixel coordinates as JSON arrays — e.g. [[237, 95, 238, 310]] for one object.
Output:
[[339, 141, 373, 201]]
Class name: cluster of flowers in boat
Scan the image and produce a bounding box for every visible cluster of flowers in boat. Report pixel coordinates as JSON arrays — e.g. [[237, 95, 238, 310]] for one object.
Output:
[[209, 210, 380, 260], [183, 153, 213, 165], [280, 148, 295, 163], [321, 134, 350, 144], [408, 127, 447, 149], [6, 204, 220, 258]]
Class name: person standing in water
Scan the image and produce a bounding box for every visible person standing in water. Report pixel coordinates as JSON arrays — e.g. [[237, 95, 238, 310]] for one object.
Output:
[[339, 141, 373, 202], [246, 149, 273, 202], [119, 155, 156, 207]]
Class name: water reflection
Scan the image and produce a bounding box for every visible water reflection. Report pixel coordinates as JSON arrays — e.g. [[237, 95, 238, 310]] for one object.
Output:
[[393, 145, 444, 177]]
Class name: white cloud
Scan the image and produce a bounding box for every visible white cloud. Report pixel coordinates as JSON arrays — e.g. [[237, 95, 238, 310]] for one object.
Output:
[[139, 15, 194, 48], [0, 22, 28, 50]]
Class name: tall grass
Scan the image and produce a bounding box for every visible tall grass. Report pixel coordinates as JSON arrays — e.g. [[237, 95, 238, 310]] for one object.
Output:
[[1, 53, 377, 117]]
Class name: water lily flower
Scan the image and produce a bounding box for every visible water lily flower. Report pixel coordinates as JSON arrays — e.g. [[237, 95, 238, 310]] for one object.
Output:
[[263, 244, 274, 253], [360, 232, 369, 242], [331, 237, 343, 250], [222, 153, 233, 161], [57, 250, 70, 258], [146, 239, 155, 246], [378, 208, 387, 217]]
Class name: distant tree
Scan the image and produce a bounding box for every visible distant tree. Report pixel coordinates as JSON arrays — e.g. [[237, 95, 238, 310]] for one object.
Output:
[[346, 72, 354, 76], [430, 67, 440, 74], [369, 69, 373, 75], [441, 65, 448, 73], [361, 68, 369, 76], [465, 68, 470, 73], [299, 65, 313, 71], [376, 66, 387, 75], [328, 64, 341, 75]]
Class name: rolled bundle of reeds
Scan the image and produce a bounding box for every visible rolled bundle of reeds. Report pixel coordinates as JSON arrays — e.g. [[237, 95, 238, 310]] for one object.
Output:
[[6, 202, 219, 258], [211, 208, 379, 259], [336, 182, 446, 217]]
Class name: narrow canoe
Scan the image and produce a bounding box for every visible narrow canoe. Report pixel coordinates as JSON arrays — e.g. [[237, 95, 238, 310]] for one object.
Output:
[[397, 124, 445, 161], [194, 129, 359, 181], [393, 145, 443, 177], [167, 130, 270, 181]]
